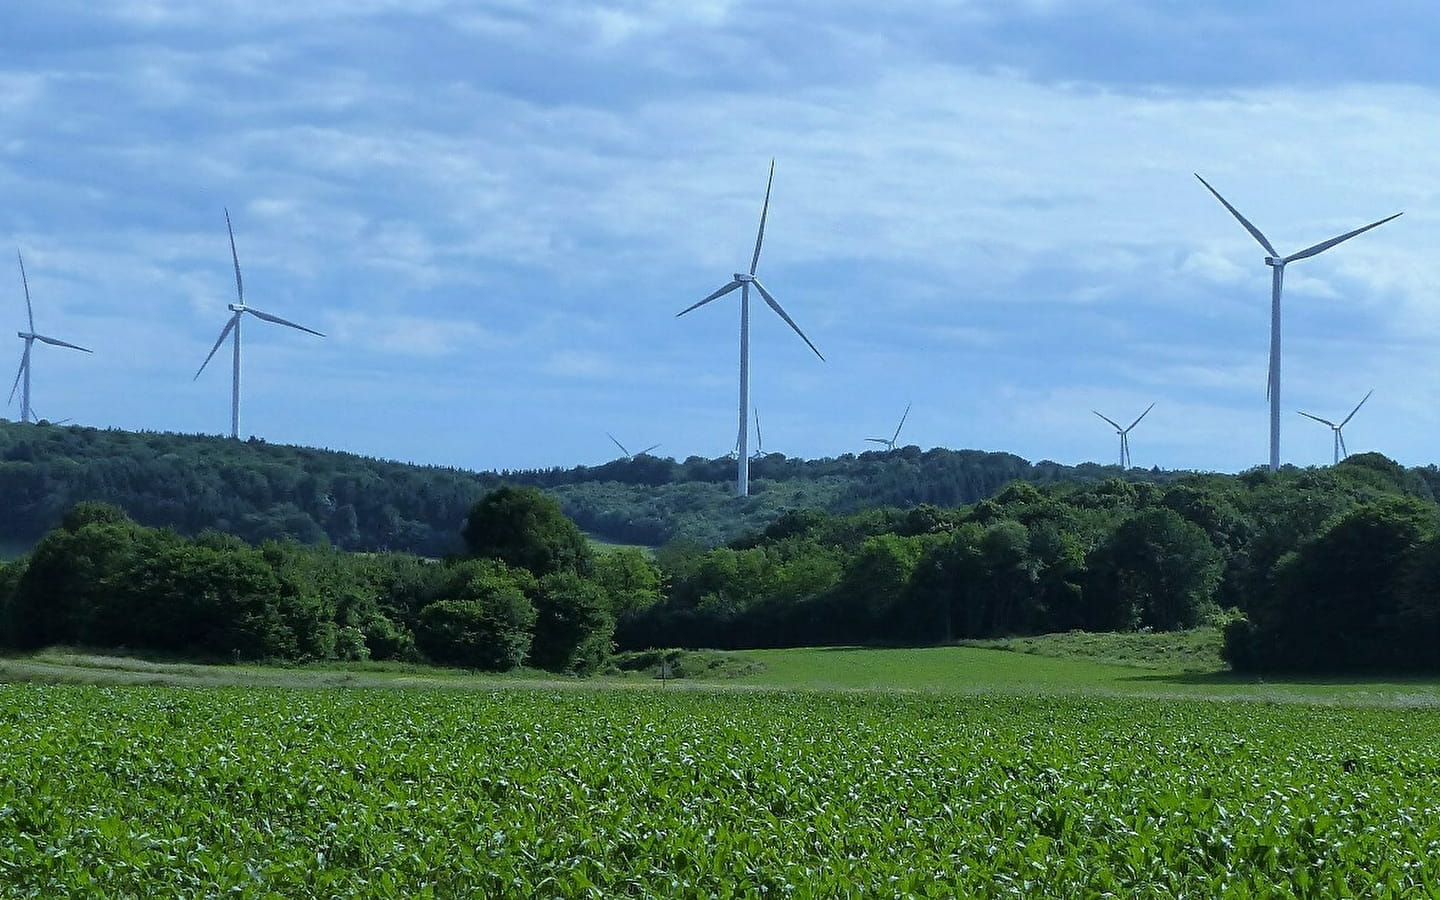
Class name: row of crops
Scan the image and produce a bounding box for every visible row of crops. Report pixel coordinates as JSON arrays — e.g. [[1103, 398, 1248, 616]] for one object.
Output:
[[1, 685, 1438, 896]]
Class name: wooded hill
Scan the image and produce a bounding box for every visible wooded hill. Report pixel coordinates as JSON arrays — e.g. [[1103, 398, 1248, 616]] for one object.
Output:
[[0, 420, 1198, 554]]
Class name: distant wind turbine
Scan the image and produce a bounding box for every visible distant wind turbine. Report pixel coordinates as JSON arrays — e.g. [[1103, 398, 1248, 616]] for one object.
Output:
[[8, 251, 91, 425], [607, 432, 660, 460], [1298, 390, 1372, 465], [866, 402, 911, 451], [1195, 174, 1399, 473], [1092, 402, 1155, 469], [194, 209, 325, 439], [676, 161, 823, 497]]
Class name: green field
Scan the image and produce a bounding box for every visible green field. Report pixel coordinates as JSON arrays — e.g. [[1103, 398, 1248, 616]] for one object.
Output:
[[4, 642, 1440, 896]]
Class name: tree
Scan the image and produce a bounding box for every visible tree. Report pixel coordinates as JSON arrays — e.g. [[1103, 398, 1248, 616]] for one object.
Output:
[[530, 571, 614, 674], [461, 486, 593, 577], [592, 548, 662, 620], [415, 560, 537, 670], [1087, 509, 1222, 631]]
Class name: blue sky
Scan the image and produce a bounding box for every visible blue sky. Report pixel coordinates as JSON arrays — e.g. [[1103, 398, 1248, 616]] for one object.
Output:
[[4, 1, 1440, 473]]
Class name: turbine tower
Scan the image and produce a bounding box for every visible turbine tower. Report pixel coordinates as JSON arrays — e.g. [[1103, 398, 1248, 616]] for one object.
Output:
[[1092, 402, 1155, 469], [607, 432, 660, 460], [676, 161, 823, 497], [1195, 174, 1399, 473], [1298, 390, 1372, 465], [8, 251, 91, 425], [194, 209, 325, 439], [866, 402, 911, 451]]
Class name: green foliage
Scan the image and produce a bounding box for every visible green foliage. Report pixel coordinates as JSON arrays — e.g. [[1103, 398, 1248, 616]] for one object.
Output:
[[5, 687, 1440, 896], [415, 560, 537, 670], [462, 486, 593, 577], [530, 572, 615, 674], [1087, 508, 1223, 631]]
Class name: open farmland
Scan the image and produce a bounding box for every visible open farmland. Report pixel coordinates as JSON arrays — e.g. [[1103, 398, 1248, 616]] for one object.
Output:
[[2, 684, 1439, 897]]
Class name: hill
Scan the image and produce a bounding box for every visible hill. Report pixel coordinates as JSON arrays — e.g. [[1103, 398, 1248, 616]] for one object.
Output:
[[4, 417, 1415, 556]]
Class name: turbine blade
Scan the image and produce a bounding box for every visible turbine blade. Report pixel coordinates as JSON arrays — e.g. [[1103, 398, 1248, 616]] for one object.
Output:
[[32, 334, 92, 353], [1296, 410, 1337, 427], [865, 437, 888, 444], [1339, 389, 1373, 428], [638, 443, 661, 455], [751, 279, 824, 361], [17, 251, 34, 333], [8, 346, 29, 406], [750, 159, 775, 276], [754, 407, 763, 447], [892, 402, 911, 443], [1194, 173, 1278, 257], [1284, 213, 1401, 263], [1092, 410, 1123, 431], [1125, 401, 1156, 432], [676, 280, 741, 317], [225, 208, 244, 304], [194, 315, 238, 380], [244, 307, 325, 337], [1339, 431, 1348, 458], [606, 432, 629, 457]]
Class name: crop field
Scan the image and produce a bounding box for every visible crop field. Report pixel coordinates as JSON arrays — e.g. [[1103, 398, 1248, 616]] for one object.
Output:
[[2, 685, 1439, 897]]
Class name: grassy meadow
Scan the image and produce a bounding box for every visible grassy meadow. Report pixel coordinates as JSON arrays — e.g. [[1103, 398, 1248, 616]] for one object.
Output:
[[4, 635, 1440, 896]]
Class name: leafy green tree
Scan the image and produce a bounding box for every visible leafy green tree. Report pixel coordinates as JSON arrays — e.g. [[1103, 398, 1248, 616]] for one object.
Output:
[[1088, 509, 1222, 631], [530, 571, 614, 674], [415, 560, 537, 670], [462, 486, 593, 577], [592, 548, 662, 619]]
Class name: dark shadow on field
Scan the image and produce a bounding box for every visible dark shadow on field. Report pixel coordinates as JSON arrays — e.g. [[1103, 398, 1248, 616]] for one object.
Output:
[[1118, 670, 1440, 687]]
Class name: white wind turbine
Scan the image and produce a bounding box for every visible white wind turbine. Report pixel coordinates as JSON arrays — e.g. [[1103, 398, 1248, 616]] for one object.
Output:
[[194, 210, 325, 439], [9, 251, 91, 425], [1195, 174, 1399, 473], [607, 432, 660, 460], [1092, 402, 1155, 469], [677, 161, 823, 497], [866, 402, 911, 451], [1298, 390, 1372, 466]]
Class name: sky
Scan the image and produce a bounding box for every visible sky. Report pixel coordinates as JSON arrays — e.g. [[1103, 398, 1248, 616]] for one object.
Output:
[[3, 1, 1440, 474]]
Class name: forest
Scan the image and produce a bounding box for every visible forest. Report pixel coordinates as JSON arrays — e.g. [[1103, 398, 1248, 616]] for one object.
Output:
[[0, 420, 1180, 554], [4, 450, 1440, 673]]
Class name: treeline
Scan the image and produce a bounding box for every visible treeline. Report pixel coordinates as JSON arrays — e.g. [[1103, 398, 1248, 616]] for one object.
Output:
[[0, 489, 660, 674], [0, 419, 1183, 554], [621, 453, 1440, 673]]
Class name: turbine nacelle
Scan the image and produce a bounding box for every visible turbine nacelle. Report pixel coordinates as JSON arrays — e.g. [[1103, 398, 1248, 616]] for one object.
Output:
[[228, 303, 246, 313], [733, 273, 756, 283], [1264, 257, 1284, 268]]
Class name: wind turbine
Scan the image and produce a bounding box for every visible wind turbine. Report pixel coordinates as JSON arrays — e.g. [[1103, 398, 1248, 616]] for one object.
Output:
[[866, 402, 911, 451], [676, 161, 823, 497], [1195, 174, 1399, 473], [1092, 402, 1154, 469], [1298, 390, 1372, 465], [9, 251, 91, 425], [194, 209, 325, 439], [607, 432, 660, 460]]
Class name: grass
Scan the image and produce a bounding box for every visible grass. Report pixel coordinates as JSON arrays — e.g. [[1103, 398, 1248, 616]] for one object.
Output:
[[961, 626, 1226, 671]]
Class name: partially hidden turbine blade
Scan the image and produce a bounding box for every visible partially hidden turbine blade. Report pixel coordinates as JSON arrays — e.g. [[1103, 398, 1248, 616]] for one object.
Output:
[[8, 346, 29, 405], [1296, 410, 1337, 428], [751, 279, 824, 361], [1092, 410, 1123, 431], [750, 159, 775, 276], [1125, 402, 1156, 432], [676, 280, 741, 317], [1284, 213, 1402, 264], [606, 432, 629, 457], [225, 208, 244, 303], [638, 443, 661, 456], [1339, 431, 1348, 459], [17, 251, 34, 333], [244, 307, 325, 337], [1194, 174, 1278, 257], [194, 315, 238, 380], [1339, 389, 1374, 428], [32, 334, 92, 353]]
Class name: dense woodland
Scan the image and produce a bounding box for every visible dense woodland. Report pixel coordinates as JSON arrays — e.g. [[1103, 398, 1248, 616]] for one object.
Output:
[[0, 419, 1178, 553], [4, 438, 1440, 672]]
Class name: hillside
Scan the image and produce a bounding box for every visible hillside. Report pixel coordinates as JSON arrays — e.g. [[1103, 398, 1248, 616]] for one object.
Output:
[[0, 417, 1345, 556]]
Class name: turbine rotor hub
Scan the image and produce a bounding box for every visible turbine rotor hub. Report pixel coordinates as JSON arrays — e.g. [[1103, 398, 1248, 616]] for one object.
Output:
[[734, 273, 755, 283], [1264, 256, 1284, 267], [228, 303, 245, 312]]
